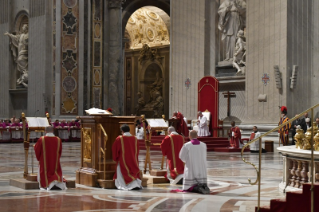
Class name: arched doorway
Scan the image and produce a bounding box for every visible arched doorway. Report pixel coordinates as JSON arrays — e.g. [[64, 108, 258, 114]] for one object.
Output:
[[123, 6, 170, 118]]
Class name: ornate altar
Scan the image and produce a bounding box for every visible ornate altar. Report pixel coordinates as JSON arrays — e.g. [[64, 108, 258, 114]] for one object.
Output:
[[76, 111, 139, 188]]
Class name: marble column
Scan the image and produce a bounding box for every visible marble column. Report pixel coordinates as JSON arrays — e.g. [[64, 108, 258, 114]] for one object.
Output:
[[108, 0, 123, 115]]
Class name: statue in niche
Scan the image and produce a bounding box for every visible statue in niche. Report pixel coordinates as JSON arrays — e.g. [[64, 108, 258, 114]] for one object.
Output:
[[135, 91, 145, 115], [233, 30, 246, 75], [148, 71, 164, 102], [218, 0, 246, 65], [142, 91, 163, 118], [4, 24, 29, 88]]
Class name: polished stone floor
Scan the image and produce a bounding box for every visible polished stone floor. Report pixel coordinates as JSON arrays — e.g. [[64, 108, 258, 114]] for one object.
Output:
[[0, 142, 284, 212]]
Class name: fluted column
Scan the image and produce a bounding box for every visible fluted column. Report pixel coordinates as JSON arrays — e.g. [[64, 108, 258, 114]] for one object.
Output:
[[108, 0, 123, 114]]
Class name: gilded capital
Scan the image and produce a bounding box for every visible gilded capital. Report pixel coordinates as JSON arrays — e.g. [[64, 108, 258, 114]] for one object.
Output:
[[109, 0, 124, 9]]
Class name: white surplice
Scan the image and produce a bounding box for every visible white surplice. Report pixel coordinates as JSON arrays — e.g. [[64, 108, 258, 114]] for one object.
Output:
[[250, 131, 261, 151], [179, 141, 207, 190], [197, 116, 210, 137]]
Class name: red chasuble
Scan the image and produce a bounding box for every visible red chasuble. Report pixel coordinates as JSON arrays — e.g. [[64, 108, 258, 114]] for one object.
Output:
[[176, 112, 189, 137], [229, 126, 241, 148], [160, 134, 185, 179], [34, 136, 63, 188], [112, 135, 141, 184]]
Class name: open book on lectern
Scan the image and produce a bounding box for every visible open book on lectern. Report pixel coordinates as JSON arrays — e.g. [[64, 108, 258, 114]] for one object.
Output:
[[26, 117, 50, 128]]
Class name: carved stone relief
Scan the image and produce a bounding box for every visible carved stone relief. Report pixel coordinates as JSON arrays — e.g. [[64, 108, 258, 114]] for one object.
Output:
[[82, 128, 92, 163]]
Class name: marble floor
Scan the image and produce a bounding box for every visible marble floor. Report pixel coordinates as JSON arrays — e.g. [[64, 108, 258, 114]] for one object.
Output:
[[0, 143, 285, 212]]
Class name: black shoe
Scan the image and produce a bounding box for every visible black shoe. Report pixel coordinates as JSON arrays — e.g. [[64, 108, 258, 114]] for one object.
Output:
[[176, 178, 183, 185]]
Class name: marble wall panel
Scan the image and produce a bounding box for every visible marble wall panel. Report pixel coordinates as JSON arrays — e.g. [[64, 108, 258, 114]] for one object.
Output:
[[245, 0, 288, 124], [91, 0, 103, 109], [60, 0, 79, 115], [170, 0, 206, 120], [286, 0, 314, 116], [30, 0, 45, 17], [52, 0, 57, 115], [0, 22, 10, 118]]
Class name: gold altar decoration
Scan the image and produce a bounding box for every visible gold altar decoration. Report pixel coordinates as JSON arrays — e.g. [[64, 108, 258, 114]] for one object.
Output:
[[82, 128, 92, 163], [313, 129, 319, 151], [304, 123, 318, 150], [294, 128, 305, 149], [125, 8, 169, 49]]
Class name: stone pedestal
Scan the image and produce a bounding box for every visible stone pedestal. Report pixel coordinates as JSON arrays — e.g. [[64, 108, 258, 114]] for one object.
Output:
[[278, 146, 319, 193]]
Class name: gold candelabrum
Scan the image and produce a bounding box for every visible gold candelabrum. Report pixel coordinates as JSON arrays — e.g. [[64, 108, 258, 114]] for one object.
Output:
[[313, 128, 319, 151]]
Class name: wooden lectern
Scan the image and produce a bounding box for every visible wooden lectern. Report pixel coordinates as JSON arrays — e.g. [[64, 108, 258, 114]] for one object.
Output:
[[76, 112, 138, 188], [22, 113, 50, 181]]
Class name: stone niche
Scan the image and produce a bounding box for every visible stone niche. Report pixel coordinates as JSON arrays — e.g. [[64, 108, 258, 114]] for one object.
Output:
[[124, 46, 169, 118], [123, 6, 170, 118], [8, 12, 29, 117]]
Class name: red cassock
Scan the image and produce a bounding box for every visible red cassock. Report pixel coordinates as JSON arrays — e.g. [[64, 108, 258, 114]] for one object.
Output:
[[34, 136, 63, 188], [229, 126, 241, 148], [176, 112, 189, 137], [160, 134, 185, 179], [112, 135, 141, 184]]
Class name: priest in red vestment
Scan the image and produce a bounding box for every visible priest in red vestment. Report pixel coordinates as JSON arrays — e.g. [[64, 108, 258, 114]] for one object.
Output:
[[112, 124, 142, 190], [172, 111, 189, 137], [161, 126, 185, 184], [34, 126, 66, 190], [229, 121, 242, 148]]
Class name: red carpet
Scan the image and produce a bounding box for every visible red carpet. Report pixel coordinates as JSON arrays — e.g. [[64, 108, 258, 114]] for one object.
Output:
[[138, 135, 230, 152], [257, 183, 319, 212]]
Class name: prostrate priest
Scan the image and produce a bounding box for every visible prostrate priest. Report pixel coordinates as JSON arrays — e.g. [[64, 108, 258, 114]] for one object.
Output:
[[229, 121, 242, 148], [179, 130, 209, 194], [34, 126, 66, 191], [197, 111, 210, 137], [112, 124, 142, 190], [160, 126, 184, 184]]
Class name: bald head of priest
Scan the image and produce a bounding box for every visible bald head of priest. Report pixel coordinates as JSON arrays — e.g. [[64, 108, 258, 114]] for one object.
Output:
[[112, 124, 142, 190], [160, 126, 184, 184]]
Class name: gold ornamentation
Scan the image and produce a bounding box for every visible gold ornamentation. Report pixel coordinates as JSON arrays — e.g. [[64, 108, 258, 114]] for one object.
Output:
[[146, 11, 159, 20], [314, 129, 319, 151], [304, 123, 317, 150], [146, 28, 154, 40], [62, 97, 77, 113], [125, 8, 169, 49], [82, 128, 92, 163], [138, 44, 159, 64], [295, 128, 305, 149]]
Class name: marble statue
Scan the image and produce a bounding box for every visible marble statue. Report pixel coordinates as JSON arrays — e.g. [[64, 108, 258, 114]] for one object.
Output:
[[135, 91, 145, 115], [218, 0, 246, 64], [4, 24, 29, 88], [233, 30, 246, 75], [148, 71, 164, 102]]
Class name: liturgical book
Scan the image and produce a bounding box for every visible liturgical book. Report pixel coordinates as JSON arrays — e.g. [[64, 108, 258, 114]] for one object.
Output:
[[26, 117, 50, 128]]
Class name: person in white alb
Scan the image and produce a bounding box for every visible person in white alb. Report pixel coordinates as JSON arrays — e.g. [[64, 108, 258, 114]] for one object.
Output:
[[197, 111, 210, 137], [250, 126, 266, 153], [179, 130, 210, 194]]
